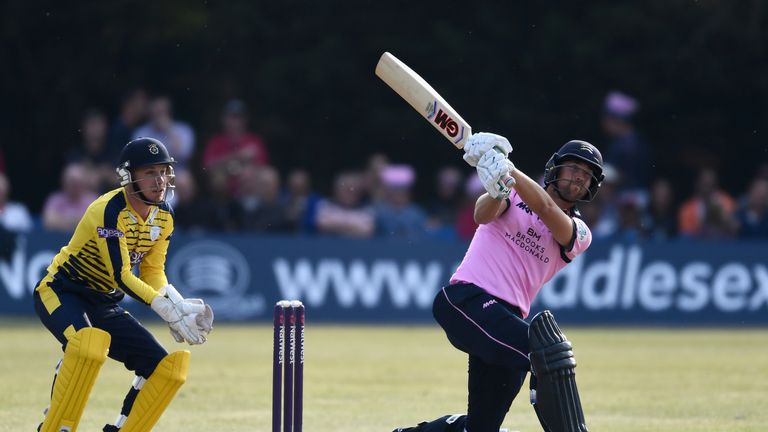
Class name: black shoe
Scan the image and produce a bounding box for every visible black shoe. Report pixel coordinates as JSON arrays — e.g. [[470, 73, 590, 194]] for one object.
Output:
[[392, 422, 427, 432], [393, 414, 470, 432]]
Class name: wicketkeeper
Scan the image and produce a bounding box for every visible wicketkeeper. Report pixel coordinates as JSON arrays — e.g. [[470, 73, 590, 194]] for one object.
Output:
[[33, 137, 214, 432], [394, 133, 605, 432]]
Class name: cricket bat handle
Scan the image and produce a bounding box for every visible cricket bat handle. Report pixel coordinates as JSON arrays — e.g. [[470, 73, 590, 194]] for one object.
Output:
[[483, 145, 515, 189], [502, 174, 516, 189], [494, 146, 515, 189]]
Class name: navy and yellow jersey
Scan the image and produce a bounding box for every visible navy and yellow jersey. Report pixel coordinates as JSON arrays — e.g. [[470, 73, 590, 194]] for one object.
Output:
[[36, 188, 174, 308]]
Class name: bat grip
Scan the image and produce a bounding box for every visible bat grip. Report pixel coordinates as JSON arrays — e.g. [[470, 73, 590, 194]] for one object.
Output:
[[502, 173, 516, 189]]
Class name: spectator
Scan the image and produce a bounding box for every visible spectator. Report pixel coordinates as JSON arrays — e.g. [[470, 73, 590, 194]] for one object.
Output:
[[610, 191, 644, 242], [132, 96, 195, 170], [42, 164, 98, 233], [426, 166, 465, 234], [283, 168, 321, 234], [107, 88, 148, 161], [171, 170, 211, 233], [735, 177, 768, 239], [754, 162, 768, 181], [678, 168, 737, 238], [601, 90, 650, 193], [455, 174, 485, 241], [68, 109, 117, 192], [364, 153, 390, 203], [203, 168, 238, 232], [233, 165, 293, 232], [374, 164, 427, 239], [642, 177, 678, 240], [586, 163, 622, 239], [203, 99, 270, 197], [315, 171, 374, 238], [0, 172, 33, 233]]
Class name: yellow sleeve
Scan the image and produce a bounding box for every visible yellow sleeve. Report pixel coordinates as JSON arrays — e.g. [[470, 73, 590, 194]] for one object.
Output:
[[96, 198, 160, 305], [139, 215, 172, 290]]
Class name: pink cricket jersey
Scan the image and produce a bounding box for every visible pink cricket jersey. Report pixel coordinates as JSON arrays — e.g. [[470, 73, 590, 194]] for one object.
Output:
[[450, 190, 592, 318]]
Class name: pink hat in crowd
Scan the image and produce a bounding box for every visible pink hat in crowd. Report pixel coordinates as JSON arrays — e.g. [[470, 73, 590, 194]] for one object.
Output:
[[380, 164, 416, 189], [603, 90, 638, 119], [465, 173, 485, 197]]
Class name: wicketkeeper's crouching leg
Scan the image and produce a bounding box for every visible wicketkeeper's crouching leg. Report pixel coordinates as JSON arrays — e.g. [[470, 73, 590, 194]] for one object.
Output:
[[39, 327, 111, 432], [103, 351, 191, 432], [528, 310, 588, 432]]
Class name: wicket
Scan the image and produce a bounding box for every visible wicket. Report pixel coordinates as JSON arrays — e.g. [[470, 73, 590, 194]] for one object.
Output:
[[273, 300, 304, 432]]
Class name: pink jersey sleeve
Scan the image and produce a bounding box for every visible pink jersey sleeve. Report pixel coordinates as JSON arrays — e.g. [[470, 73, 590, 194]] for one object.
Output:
[[564, 217, 592, 260]]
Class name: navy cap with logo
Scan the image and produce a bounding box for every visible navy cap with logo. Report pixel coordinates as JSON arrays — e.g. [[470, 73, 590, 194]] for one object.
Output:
[[116, 137, 175, 187], [115, 137, 176, 205], [118, 137, 175, 170]]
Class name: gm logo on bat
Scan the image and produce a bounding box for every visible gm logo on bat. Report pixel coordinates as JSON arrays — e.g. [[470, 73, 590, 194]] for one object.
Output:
[[425, 100, 465, 143]]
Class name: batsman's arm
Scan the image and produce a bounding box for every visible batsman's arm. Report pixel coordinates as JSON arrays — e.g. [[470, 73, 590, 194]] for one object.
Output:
[[474, 194, 509, 224], [509, 169, 574, 247]]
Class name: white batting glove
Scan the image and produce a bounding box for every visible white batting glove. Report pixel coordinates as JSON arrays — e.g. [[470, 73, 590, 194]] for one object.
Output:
[[463, 132, 513, 167], [151, 284, 206, 345], [477, 150, 516, 200]]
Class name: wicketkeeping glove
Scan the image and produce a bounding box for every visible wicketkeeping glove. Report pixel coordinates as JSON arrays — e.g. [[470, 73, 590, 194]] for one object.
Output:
[[169, 299, 214, 344], [477, 150, 516, 200], [463, 132, 513, 167], [151, 284, 206, 345]]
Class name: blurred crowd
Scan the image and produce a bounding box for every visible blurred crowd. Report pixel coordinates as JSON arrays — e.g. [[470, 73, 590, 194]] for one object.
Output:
[[0, 89, 766, 242]]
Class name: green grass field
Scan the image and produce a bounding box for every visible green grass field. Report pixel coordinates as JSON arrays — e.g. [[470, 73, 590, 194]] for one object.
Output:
[[2, 319, 766, 431]]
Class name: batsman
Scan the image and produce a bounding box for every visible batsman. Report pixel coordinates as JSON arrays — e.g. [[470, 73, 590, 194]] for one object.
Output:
[[33, 137, 214, 432], [394, 134, 604, 432]]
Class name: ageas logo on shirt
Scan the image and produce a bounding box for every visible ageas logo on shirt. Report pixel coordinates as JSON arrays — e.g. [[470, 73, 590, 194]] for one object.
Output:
[[97, 227, 125, 238]]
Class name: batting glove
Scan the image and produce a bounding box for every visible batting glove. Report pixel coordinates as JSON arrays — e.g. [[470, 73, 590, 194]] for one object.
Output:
[[477, 150, 516, 200], [463, 132, 513, 167]]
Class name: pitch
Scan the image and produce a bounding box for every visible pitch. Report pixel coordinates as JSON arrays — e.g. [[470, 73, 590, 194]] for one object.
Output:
[[2, 319, 766, 431]]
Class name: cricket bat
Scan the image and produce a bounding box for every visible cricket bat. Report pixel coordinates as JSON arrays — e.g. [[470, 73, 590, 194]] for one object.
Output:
[[375, 52, 514, 185], [375, 52, 471, 149]]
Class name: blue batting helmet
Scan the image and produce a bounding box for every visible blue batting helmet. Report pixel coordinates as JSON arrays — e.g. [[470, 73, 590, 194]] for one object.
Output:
[[543, 140, 605, 202]]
